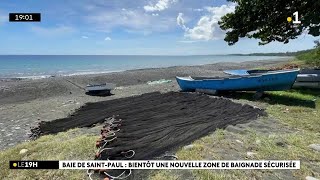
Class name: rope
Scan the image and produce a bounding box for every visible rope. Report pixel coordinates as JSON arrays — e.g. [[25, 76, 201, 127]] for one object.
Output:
[[98, 147, 114, 155], [104, 169, 132, 180], [88, 117, 135, 180], [123, 150, 135, 159], [102, 132, 116, 138], [163, 154, 178, 160], [87, 170, 94, 180], [101, 137, 117, 149], [64, 79, 86, 90]]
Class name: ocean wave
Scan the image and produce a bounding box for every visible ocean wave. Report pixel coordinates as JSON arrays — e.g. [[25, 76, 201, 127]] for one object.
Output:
[[63, 70, 123, 76], [16, 75, 54, 80], [12, 70, 124, 80]]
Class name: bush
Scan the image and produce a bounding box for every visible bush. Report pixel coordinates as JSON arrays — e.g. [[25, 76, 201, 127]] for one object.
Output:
[[296, 47, 320, 67]]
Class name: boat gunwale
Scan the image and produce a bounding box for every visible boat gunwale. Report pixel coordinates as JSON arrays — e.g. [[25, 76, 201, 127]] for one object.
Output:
[[177, 69, 300, 81]]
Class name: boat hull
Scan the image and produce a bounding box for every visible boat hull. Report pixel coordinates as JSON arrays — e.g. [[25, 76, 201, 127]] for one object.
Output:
[[176, 69, 299, 91], [293, 82, 320, 89], [224, 69, 320, 89], [86, 83, 115, 92]]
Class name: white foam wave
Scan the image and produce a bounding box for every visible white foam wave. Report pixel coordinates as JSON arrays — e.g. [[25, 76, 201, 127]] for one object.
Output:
[[16, 75, 54, 80], [63, 70, 123, 76]]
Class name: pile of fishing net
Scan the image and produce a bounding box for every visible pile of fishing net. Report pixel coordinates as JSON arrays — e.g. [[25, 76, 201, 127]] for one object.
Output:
[[31, 92, 266, 179]]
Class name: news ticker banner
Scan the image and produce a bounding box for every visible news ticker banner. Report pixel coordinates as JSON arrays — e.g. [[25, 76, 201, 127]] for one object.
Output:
[[10, 160, 300, 170]]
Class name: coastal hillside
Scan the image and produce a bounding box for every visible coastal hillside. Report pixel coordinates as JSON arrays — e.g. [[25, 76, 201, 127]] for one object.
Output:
[[296, 46, 320, 67], [230, 47, 319, 58]]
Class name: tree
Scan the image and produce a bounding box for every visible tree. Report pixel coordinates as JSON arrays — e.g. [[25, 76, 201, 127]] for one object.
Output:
[[219, 0, 320, 45], [314, 40, 320, 48]]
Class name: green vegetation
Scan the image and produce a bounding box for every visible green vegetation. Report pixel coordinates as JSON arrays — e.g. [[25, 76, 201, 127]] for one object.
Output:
[[219, 0, 320, 45], [228, 47, 316, 57], [267, 90, 320, 131], [296, 47, 320, 67], [229, 51, 302, 56], [0, 129, 97, 180]]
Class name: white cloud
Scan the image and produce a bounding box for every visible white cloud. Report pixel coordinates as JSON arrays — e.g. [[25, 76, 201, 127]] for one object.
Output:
[[152, 13, 159, 16], [82, 36, 89, 39], [31, 25, 75, 36], [177, 13, 188, 31], [86, 9, 175, 33], [105, 37, 111, 41], [177, 4, 236, 41], [144, 0, 178, 12], [193, 8, 204, 12]]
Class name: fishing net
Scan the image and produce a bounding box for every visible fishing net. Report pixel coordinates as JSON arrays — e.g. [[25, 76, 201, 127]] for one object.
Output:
[[31, 92, 266, 179]]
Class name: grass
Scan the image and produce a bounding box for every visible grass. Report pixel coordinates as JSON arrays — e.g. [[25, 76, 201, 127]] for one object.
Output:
[[0, 129, 98, 180], [0, 87, 319, 179], [267, 90, 320, 131]]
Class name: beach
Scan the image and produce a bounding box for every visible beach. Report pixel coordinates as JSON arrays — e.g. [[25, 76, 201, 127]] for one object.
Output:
[[0, 59, 288, 150], [1, 57, 320, 179]]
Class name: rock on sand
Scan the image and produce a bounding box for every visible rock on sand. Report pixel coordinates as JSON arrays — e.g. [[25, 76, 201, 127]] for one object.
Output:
[[306, 176, 319, 180], [19, 149, 28, 154], [246, 152, 257, 157], [308, 144, 320, 152], [183, 145, 194, 150]]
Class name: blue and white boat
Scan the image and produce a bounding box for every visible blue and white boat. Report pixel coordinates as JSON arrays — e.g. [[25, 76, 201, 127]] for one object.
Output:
[[176, 69, 299, 92], [224, 69, 320, 89]]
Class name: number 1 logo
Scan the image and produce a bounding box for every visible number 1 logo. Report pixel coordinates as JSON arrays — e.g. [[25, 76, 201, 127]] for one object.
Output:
[[292, 11, 301, 24]]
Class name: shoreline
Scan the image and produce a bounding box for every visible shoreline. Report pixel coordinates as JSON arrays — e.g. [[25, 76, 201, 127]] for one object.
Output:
[[0, 57, 290, 81], [0, 59, 291, 105], [0, 59, 290, 150]]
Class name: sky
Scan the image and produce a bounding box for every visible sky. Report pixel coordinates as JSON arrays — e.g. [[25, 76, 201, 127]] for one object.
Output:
[[0, 0, 318, 55]]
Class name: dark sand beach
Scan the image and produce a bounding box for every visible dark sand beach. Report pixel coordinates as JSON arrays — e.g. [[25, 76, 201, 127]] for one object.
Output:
[[0, 59, 288, 151]]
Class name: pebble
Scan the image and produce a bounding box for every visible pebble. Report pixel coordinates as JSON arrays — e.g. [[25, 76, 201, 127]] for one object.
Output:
[[308, 144, 320, 152], [255, 139, 261, 145], [246, 152, 257, 157], [306, 176, 319, 180], [283, 108, 289, 113], [225, 125, 246, 134], [6, 133, 13, 136], [235, 140, 243, 144], [115, 87, 124, 90], [19, 149, 28, 155], [275, 141, 287, 148], [264, 97, 270, 101], [14, 127, 21, 130], [183, 145, 194, 150]]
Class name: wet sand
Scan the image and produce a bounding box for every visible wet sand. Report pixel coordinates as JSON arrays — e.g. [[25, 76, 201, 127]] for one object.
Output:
[[0, 59, 289, 150]]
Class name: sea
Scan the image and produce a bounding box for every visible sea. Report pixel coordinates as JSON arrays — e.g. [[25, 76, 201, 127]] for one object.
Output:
[[0, 55, 287, 79]]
